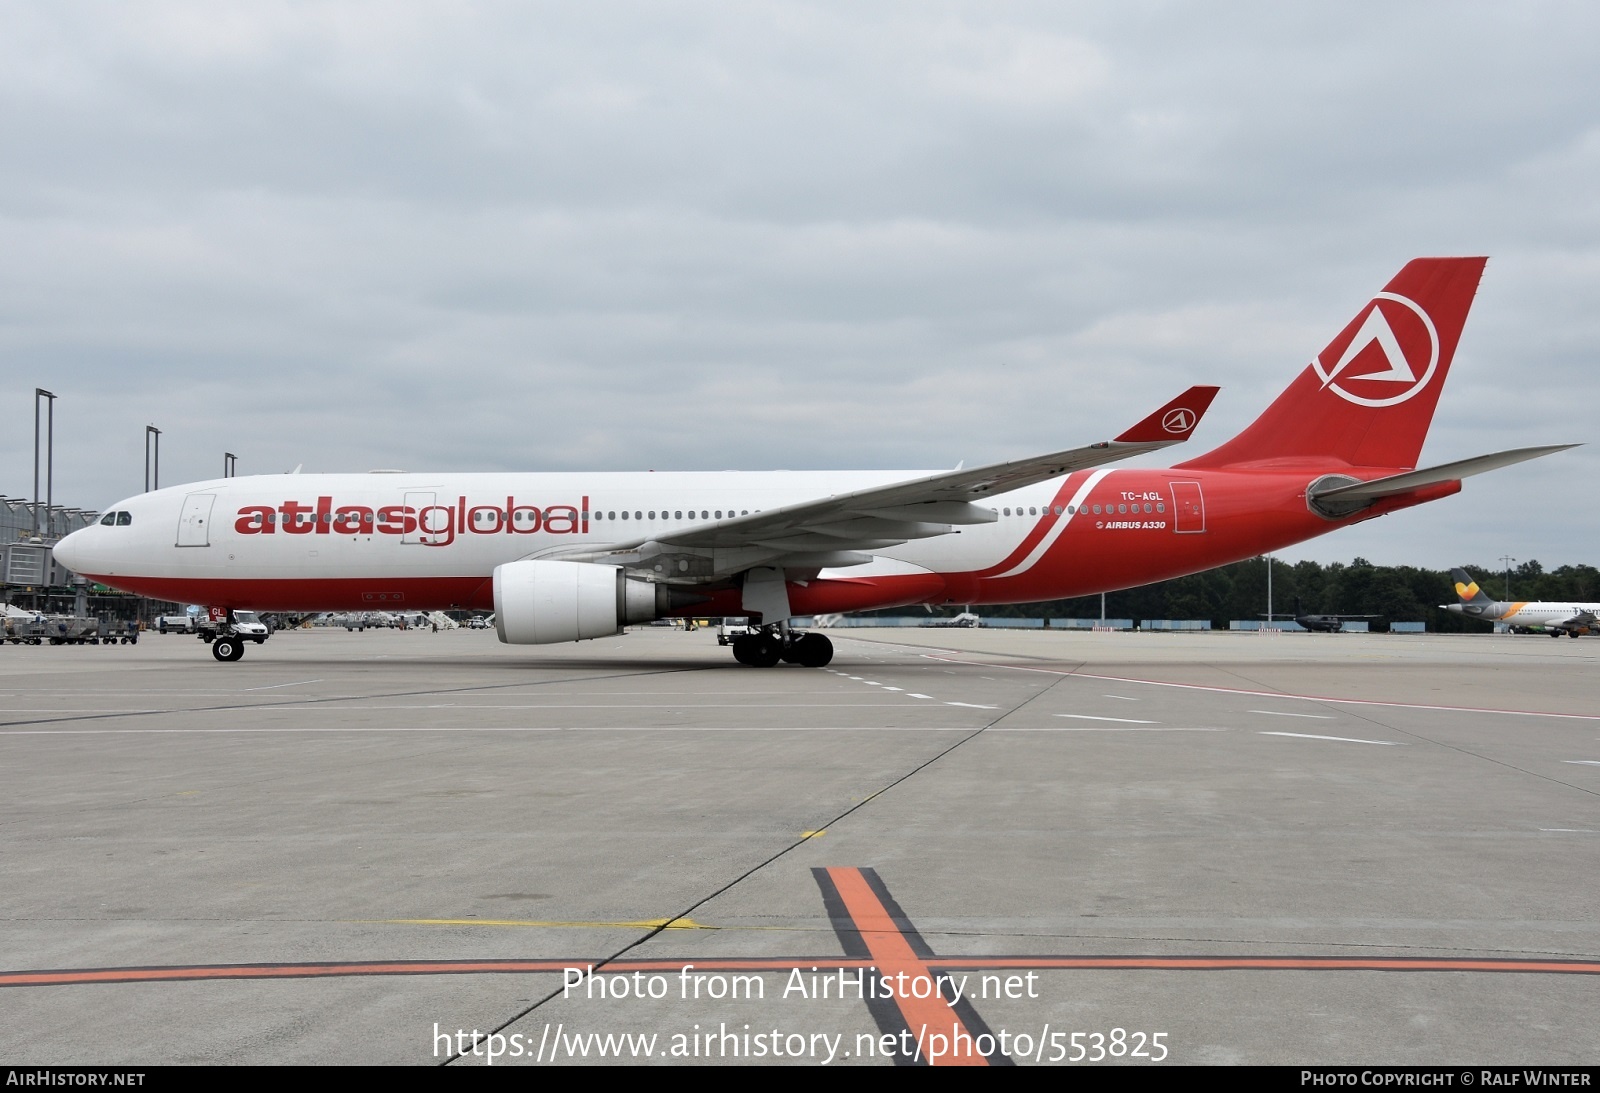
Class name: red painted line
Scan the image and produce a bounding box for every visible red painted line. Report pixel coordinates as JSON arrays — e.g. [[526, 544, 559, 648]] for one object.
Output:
[[928, 956, 1600, 974], [825, 866, 988, 1067], [1, 959, 580, 987], [8, 953, 1597, 990]]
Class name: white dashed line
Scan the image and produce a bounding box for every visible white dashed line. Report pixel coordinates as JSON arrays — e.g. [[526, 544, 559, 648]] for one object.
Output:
[[1008, 726, 1226, 732], [1259, 731, 1405, 746], [1057, 715, 1159, 724]]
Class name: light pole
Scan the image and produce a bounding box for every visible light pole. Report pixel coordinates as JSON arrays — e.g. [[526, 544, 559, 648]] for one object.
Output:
[[145, 426, 162, 493], [1266, 554, 1273, 627], [1499, 555, 1516, 601], [33, 389, 55, 538], [224, 452, 237, 478]]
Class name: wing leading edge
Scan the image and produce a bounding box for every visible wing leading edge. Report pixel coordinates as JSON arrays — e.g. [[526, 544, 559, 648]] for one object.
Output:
[[548, 385, 1220, 580]]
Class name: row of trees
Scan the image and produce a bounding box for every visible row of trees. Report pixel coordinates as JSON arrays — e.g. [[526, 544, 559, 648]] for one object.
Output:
[[877, 559, 1600, 632]]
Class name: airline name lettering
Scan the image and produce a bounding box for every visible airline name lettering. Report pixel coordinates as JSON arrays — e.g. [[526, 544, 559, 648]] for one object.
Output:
[[233, 496, 590, 547]]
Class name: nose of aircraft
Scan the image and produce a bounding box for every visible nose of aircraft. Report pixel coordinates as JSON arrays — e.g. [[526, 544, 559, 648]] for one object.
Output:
[[53, 527, 88, 574]]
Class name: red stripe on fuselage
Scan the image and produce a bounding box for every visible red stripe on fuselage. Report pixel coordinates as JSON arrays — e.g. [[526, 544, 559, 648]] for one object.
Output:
[[969, 471, 1087, 579], [76, 574, 496, 613]]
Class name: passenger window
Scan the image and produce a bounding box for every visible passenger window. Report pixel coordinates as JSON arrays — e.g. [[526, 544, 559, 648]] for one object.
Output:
[[1157, 503, 1165, 513], [1092, 504, 1101, 514]]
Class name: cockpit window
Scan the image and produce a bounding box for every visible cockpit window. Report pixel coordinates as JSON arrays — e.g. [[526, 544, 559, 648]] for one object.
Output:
[[100, 512, 116, 526], [99, 511, 133, 526], [116, 511, 132, 526]]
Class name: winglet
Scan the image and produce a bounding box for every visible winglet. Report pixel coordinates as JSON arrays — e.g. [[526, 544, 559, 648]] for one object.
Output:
[[1113, 385, 1221, 444]]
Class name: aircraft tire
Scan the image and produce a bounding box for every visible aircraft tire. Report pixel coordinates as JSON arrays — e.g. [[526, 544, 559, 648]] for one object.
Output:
[[731, 636, 753, 665], [746, 634, 783, 668], [795, 633, 834, 668], [212, 637, 242, 662]]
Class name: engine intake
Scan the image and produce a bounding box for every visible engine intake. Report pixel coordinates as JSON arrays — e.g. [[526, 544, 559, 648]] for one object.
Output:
[[492, 560, 666, 644]]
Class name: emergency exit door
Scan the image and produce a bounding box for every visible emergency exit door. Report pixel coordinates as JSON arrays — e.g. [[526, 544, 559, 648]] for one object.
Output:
[[1168, 481, 1206, 533]]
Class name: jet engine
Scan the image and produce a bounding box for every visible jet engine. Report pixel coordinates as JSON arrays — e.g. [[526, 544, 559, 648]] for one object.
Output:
[[492, 560, 667, 644]]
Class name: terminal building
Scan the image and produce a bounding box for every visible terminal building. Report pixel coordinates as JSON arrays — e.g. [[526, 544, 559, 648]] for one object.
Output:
[[1, 497, 169, 620]]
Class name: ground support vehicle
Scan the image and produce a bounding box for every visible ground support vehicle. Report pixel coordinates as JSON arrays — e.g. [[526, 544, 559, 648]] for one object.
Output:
[[196, 610, 271, 662]]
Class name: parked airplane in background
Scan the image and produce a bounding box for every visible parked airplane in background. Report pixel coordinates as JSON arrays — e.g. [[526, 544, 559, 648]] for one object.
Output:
[[1263, 597, 1380, 633], [55, 257, 1574, 667], [1443, 568, 1599, 636]]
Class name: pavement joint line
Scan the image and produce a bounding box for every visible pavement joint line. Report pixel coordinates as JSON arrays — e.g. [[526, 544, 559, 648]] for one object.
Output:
[[0, 664, 710, 732]]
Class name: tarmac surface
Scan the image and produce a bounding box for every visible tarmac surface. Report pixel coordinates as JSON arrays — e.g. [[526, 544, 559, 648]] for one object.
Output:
[[2, 624, 1597, 1066]]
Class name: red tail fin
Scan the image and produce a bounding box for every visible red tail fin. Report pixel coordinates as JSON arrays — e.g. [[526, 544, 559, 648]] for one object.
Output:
[[1177, 257, 1487, 471]]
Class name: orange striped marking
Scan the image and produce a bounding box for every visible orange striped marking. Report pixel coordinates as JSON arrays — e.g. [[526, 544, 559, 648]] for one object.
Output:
[[824, 866, 988, 1066]]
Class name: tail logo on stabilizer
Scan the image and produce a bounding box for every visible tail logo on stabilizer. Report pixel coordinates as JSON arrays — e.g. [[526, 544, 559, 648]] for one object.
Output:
[[1161, 408, 1197, 433], [1456, 579, 1480, 600], [1312, 292, 1440, 408]]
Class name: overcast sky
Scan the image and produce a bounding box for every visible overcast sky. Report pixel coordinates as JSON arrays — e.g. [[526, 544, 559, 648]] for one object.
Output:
[[3, 2, 1597, 570]]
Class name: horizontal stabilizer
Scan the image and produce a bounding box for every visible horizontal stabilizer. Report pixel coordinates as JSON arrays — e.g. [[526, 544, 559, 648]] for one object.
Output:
[[1308, 444, 1577, 509]]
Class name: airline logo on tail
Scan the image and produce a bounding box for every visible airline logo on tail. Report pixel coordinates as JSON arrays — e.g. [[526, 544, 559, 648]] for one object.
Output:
[[1455, 578, 1480, 600], [1161, 407, 1198, 433], [1312, 292, 1440, 407]]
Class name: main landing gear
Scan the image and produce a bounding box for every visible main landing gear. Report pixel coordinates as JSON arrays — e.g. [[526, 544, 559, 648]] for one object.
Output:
[[731, 629, 833, 668]]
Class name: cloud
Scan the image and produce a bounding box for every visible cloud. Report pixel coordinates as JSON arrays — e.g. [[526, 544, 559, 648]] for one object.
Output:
[[2, 2, 1596, 570]]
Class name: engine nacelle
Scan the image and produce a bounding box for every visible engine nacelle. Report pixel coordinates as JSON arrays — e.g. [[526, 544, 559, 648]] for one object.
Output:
[[492, 560, 663, 645]]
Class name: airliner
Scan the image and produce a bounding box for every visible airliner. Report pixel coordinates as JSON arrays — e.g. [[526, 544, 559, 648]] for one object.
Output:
[[53, 257, 1574, 667], [1262, 598, 1380, 633], [1443, 568, 1599, 637]]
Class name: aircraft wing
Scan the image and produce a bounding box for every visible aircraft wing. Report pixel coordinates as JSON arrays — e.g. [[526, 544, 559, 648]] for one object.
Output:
[[1555, 610, 1597, 632], [548, 385, 1219, 579], [1308, 444, 1577, 509]]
